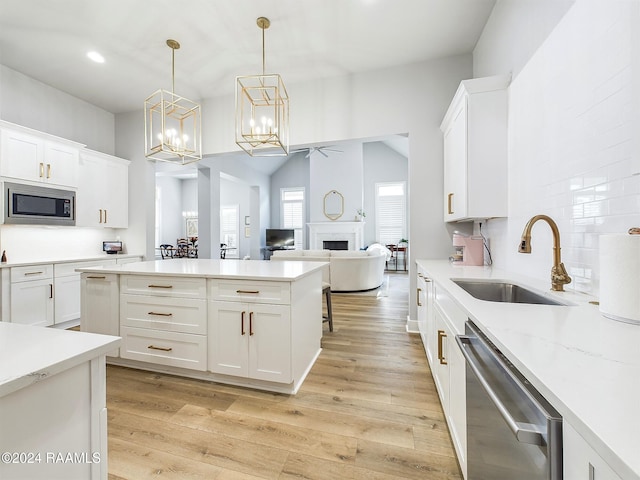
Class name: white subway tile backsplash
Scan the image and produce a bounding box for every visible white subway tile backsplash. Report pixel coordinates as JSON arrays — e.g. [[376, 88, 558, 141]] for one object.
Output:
[[489, 2, 640, 296]]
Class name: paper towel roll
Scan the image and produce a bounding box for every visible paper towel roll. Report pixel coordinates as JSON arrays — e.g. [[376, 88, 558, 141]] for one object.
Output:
[[599, 234, 640, 325]]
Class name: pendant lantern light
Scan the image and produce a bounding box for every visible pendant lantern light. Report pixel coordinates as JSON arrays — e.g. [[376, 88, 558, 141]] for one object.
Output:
[[235, 17, 290, 156], [144, 39, 202, 164]]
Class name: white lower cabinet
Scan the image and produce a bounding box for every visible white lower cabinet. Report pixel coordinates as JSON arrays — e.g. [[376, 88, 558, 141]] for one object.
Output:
[[120, 326, 207, 371], [208, 300, 291, 383], [119, 275, 207, 370], [55, 259, 118, 326], [81, 272, 120, 357], [564, 422, 623, 480], [428, 285, 467, 478], [10, 265, 54, 327], [416, 269, 434, 365], [54, 273, 81, 324]]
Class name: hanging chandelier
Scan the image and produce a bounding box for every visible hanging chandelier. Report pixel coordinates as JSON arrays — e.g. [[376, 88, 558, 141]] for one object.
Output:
[[235, 17, 290, 156], [144, 39, 202, 164]]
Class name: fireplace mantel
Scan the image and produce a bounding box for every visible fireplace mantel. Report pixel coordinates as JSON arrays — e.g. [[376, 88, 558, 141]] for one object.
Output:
[[307, 222, 365, 250]]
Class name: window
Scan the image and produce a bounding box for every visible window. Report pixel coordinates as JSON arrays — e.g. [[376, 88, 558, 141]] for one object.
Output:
[[220, 205, 239, 258], [281, 187, 305, 249], [375, 182, 406, 245]]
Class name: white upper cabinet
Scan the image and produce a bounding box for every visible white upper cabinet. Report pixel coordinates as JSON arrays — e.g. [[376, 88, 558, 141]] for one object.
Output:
[[0, 122, 82, 188], [76, 149, 129, 228], [440, 75, 510, 222]]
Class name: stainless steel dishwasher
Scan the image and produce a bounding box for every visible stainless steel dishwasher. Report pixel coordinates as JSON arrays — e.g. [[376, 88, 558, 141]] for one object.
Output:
[[456, 320, 562, 480]]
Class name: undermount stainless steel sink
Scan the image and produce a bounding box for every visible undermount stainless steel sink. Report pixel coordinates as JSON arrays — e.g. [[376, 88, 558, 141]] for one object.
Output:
[[452, 279, 568, 306]]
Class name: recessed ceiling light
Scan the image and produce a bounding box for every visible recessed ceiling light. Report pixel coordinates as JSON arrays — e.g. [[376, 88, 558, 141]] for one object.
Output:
[[87, 51, 105, 63]]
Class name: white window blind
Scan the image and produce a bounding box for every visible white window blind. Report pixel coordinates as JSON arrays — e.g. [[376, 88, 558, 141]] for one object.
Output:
[[281, 188, 305, 249], [220, 205, 239, 257], [375, 182, 406, 245]]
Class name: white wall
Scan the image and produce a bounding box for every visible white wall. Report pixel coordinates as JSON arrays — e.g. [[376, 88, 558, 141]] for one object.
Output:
[[363, 141, 409, 245], [269, 152, 311, 246], [220, 176, 251, 258], [474, 0, 640, 295], [155, 176, 183, 247], [0, 65, 115, 154], [309, 142, 364, 223]]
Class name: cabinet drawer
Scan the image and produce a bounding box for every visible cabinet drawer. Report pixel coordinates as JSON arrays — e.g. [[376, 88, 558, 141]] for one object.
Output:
[[209, 280, 290, 304], [55, 259, 116, 277], [11, 264, 53, 283], [121, 275, 206, 299], [121, 294, 206, 334], [434, 283, 467, 334], [120, 326, 207, 371]]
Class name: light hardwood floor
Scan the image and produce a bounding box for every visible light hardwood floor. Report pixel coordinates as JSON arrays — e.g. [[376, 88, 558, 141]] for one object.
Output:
[[106, 272, 462, 479]]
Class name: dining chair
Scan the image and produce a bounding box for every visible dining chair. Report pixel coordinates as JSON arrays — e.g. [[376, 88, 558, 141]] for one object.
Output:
[[159, 244, 174, 259], [176, 238, 189, 258]]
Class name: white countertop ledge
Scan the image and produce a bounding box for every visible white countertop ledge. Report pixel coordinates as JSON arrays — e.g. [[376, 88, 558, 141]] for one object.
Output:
[[0, 253, 142, 268], [76, 258, 328, 281], [0, 323, 121, 398], [416, 260, 640, 480]]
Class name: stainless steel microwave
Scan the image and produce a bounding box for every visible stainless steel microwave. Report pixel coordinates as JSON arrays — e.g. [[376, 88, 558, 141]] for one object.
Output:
[[5, 182, 76, 226]]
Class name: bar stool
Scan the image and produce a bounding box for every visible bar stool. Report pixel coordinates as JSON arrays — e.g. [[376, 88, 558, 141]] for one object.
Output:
[[322, 283, 333, 332]]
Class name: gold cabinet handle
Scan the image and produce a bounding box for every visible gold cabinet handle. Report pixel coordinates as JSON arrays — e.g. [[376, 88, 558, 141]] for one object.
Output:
[[236, 289, 260, 294], [447, 193, 454, 215], [148, 311, 173, 317], [46, 163, 51, 178], [241, 311, 246, 335], [147, 345, 172, 352], [39, 162, 44, 178], [249, 311, 254, 336], [24, 271, 44, 276], [87, 275, 106, 279], [148, 284, 173, 289], [99, 209, 103, 223], [104, 209, 107, 223], [417, 288, 422, 306], [437, 329, 447, 365]]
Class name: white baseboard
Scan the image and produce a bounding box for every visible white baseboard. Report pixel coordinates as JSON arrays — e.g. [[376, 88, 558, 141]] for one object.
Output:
[[405, 315, 419, 333]]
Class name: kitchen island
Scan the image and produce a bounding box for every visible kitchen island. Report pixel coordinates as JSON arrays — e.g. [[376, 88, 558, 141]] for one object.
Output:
[[78, 259, 326, 394], [0, 322, 120, 480]]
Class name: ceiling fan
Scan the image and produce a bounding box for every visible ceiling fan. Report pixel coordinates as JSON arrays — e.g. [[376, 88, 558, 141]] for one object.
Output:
[[290, 145, 343, 158]]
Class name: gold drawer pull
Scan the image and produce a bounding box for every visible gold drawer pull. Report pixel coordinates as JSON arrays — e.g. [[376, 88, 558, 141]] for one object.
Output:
[[417, 288, 422, 306], [147, 345, 172, 352], [87, 275, 106, 279], [236, 289, 260, 294], [148, 284, 173, 289], [447, 193, 454, 215], [148, 311, 173, 317], [39, 162, 44, 178], [437, 329, 447, 365], [47, 163, 51, 178], [24, 271, 44, 276]]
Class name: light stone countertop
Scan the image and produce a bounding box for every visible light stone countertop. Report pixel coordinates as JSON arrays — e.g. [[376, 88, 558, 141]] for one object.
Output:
[[0, 323, 120, 397], [76, 258, 328, 282], [416, 259, 640, 480], [0, 253, 143, 268]]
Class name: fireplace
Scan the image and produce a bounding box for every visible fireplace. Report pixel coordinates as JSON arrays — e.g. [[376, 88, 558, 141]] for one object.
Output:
[[308, 222, 365, 251], [323, 240, 348, 250]]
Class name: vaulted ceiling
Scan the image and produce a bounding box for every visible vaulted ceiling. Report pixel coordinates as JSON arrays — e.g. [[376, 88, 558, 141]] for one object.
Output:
[[0, 0, 496, 114]]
